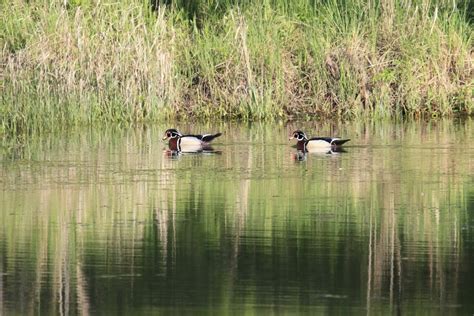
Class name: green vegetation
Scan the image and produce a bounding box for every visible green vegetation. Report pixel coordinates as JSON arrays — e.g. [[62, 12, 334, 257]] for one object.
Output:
[[1, 0, 473, 135]]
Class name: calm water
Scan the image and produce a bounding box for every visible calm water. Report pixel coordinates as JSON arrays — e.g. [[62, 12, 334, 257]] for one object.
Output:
[[1, 120, 474, 315]]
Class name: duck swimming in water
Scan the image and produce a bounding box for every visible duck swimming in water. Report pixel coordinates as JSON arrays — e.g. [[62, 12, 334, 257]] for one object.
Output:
[[289, 130, 350, 152], [162, 128, 222, 152]]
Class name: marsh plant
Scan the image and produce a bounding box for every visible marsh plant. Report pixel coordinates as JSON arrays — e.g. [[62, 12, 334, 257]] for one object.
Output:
[[1, 0, 473, 135]]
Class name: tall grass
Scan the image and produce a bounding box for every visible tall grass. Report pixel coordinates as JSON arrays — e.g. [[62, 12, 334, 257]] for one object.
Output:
[[1, 0, 473, 135]]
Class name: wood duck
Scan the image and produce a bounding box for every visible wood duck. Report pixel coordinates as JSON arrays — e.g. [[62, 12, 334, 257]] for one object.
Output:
[[162, 128, 222, 152], [289, 130, 350, 152]]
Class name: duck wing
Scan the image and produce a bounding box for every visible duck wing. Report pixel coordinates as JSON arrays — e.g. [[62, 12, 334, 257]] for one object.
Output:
[[200, 133, 222, 143], [308, 137, 333, 143], [308, 137, 350, 146], [330, 138, 350, 146]]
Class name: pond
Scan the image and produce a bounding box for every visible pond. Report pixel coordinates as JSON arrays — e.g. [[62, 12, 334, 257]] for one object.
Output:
[[1, 120, 473, 314]]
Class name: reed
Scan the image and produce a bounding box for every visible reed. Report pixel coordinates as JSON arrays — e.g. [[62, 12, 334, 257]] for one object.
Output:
[[1, 0, 473, 135]]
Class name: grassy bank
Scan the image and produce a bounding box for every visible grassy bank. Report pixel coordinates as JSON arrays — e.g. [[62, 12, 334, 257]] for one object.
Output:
[[1, 0, 473, 135]]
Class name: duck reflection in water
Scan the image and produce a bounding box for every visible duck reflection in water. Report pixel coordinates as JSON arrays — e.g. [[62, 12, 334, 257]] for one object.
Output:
[[292, 147, 347, 161], [164, 148, 222, 159]]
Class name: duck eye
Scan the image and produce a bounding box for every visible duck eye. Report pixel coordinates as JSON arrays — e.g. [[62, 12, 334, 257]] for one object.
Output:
[[167, 132, 171, 137]]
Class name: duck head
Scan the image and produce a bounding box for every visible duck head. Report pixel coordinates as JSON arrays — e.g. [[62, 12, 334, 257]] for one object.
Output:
[[289, 130, 308, 142], [162, 128, 182, 140]]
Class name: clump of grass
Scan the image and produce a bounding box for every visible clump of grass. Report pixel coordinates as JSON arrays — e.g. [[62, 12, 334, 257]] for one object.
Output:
[[1, 0, 472, 136], [2, 1, 176, 134]]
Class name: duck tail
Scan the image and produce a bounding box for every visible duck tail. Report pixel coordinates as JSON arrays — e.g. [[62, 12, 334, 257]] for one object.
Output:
[[201, 133, 222, 143], [331, 139, 350, 146]]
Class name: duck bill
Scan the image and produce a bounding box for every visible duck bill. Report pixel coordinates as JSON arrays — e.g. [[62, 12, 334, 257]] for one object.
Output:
[[162, 135, 168, 141], [288, 136, 294, 140]]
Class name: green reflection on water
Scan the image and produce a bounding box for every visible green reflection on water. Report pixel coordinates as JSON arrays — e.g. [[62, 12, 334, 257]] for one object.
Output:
[[1, 120, 473, 314]]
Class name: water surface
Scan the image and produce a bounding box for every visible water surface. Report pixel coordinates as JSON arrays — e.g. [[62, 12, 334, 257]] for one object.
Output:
[[1, 120, 474, 315]]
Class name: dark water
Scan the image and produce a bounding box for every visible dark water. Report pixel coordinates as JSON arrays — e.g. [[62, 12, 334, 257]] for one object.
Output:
[[1, 120, 474, 315]]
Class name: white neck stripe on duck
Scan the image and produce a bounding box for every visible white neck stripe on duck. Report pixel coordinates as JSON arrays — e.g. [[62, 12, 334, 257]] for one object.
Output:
[[165, 129, 182, 138], [294, 131, 308, 141]]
